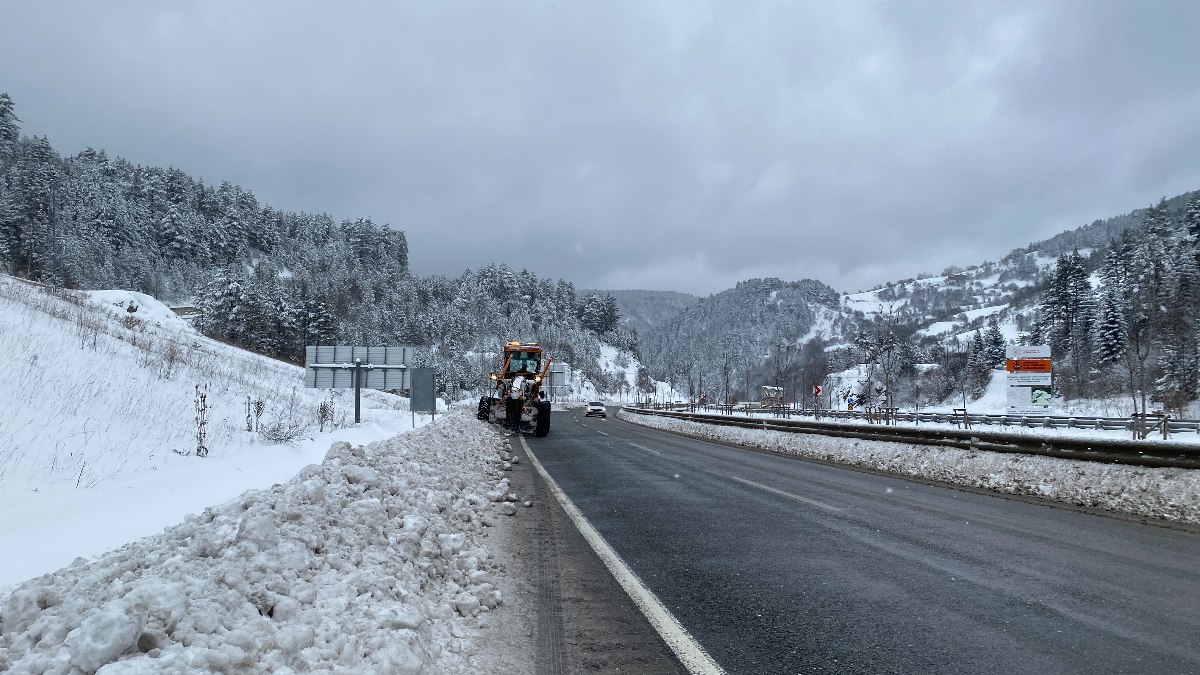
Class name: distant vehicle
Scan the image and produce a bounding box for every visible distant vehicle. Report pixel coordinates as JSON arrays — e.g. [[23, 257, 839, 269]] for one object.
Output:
[[760, 385, 784, 408], [585, 401, 607, 418]]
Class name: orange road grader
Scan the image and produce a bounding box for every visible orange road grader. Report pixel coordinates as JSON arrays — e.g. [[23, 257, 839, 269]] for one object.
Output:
[[477, 341, 553, 436]]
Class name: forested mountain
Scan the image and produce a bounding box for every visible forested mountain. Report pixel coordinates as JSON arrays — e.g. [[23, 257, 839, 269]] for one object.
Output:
[[637, 278, 842, 403], [637, 195, 1200, 419], [0, 93, 630, 398], [1018, 190, 1199, 259], [581, 289, 698, 336]]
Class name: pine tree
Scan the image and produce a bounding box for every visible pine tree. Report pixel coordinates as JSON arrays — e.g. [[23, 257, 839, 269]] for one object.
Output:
[[983, 316, 1006, 367], [1154, 228, 1200, 410], [578, 293, 616, 333], [195, 272, 248, 344], [158, 203, 192, 258], [1184, 196, 1200, 243], [0, 92, 21, 166], [1, 136, 60, 278], [1036, 250, 1092, 361], [1094, 202, 1182, 430]]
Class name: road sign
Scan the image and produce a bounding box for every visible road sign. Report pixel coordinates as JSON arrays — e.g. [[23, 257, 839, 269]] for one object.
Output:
[[1007, 372, 1052, 385], [1008, 385, 1053, 412], [410, 367, 437, 422], [304, 346, 412, 390], [1006, 345, 1051, 359], [304, 345, 415, 423], [813, 384, 822, 396], [1006, 359, 1052, 372], [1006, 345, 1052, 414], [548, 362, 567, 401]]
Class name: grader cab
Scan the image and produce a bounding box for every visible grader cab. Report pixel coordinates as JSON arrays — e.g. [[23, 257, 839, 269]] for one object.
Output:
[[477, 341, 553, 436], [760, 385, 784, 409]]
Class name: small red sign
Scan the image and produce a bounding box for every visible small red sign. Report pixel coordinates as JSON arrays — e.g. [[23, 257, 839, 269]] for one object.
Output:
[[1006, 359, 1052, 372], [813, 385, 823, 396]]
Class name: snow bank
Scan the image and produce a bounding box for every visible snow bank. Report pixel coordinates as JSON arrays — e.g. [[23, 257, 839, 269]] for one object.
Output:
[[83, 289, 190, 330], [619, 410, 1200, 524], [0, 412, 517, 674]]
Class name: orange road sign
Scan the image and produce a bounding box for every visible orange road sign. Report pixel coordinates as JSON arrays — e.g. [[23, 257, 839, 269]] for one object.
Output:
[[1006, 359, 1052, 372]]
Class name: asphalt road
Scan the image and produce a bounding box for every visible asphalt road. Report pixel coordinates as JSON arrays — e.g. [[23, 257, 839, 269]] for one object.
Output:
[[524, 406, 1200, 674]]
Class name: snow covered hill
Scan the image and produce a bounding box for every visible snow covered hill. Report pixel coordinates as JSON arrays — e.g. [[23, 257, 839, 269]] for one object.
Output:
[[0, 276, 424, 588], [635, 188, 1200, 411]]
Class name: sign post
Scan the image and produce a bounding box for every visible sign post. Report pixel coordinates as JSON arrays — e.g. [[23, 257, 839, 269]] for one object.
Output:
[[548, 363, 567, 403], [410, 367, 436, 426], [1006, 345, 1052, 415], [354, 358, 362, 423], [305, 345, 414, 423]]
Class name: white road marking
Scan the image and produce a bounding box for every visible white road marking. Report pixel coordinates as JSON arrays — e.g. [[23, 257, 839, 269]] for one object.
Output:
[[596, 430, 609, 436], [730, 476, 842, 512], [519, 436, 726, 675], [629, 443, 661, 456]]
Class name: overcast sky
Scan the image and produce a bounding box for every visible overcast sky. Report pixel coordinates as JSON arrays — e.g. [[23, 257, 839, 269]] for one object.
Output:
[[3, 1, 1199, 296]]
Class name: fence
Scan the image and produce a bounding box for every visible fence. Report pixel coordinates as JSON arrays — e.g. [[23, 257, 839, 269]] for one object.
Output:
[[633, 403, 1200, 436], [621, 406, 1200, 469]]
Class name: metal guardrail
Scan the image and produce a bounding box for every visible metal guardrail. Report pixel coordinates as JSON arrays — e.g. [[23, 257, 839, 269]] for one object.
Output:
[[621, 406, 1200, 470], [630, 403, 1200, 435]]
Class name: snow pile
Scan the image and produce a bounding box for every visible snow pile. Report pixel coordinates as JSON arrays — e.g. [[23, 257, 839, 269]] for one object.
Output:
[[619, 410, 1200, 524], [83, 289, 190, 329], [0, 412, 516, 673]]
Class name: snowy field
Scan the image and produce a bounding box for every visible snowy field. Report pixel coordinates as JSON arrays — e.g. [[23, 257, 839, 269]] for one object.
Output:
[[619, 410, 1200, 525]]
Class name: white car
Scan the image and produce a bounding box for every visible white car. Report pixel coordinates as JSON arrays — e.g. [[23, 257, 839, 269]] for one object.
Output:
[[585, 401, 606, 418]]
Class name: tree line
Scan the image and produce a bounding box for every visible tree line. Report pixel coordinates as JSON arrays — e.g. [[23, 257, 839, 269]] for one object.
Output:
[[0, 92, 630, 398]]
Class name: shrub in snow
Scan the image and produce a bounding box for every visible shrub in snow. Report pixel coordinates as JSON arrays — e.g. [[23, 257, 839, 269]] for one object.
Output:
[[317, 395, 335, 432], [258, 388, 311, 444]]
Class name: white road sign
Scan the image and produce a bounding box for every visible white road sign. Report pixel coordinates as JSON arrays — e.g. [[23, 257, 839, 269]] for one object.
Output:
[[1006, 345, 1051, 359]]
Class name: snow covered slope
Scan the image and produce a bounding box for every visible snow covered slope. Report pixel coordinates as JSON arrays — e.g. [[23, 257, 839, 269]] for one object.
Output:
[[0, 276, 422, 588]]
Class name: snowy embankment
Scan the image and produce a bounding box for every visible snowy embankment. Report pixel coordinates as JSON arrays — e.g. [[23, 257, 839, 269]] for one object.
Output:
[[0, 411, 519, 673], [619, 410, 1200, 525], [0, 277, 422, 588]]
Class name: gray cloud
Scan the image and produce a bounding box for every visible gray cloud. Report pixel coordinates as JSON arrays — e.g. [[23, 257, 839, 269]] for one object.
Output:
[[3, 0, 1198, 296]]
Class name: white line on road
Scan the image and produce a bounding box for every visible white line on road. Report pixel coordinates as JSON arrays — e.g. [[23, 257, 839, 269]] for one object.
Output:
[[596, 430, 609, 436], [730, 476, 842, 512], [520, 436, 726, 675], [629, 443, 662, 456]]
